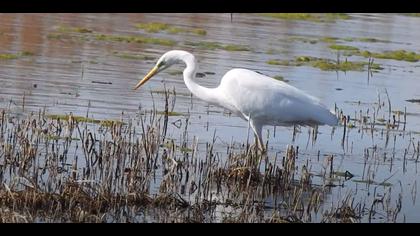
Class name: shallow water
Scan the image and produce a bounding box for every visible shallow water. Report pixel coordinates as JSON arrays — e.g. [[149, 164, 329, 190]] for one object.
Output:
[[1, 13, 420, 222]]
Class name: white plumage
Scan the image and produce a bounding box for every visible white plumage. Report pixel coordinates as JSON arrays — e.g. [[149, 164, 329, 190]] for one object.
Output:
[[134, 50, 338, 149]]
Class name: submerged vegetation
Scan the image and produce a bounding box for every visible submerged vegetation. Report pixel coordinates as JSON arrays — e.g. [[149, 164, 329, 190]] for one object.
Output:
[[327, 48, 420, 62], [48, 25, 177, 46], [135, 22, 207, 36], [329, 44, 360, 51], [259, 13, 351, 22], [112, 51, 156, 60], [46, 114, 125, 127], [267, 56, 383, 72], [184, 41, 250, 51], [319, 37, 391, 44], [286, 36, 420, 63], [56, 25, 93, 33], [285, 36, 391, 48], [401, 13, 420, 17], [327, 43, 420, 62], [347, 37, 391, 43], [287, 36, 318, 44], [358, 50, 420, 62], [0, 51, 34, 60], [94, 34, 176, 46], [289, 37, 415, 63], [167, 70, 184, 75]]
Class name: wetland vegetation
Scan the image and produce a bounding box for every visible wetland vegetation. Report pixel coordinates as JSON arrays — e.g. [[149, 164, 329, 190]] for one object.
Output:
[[1, 13, 420, 223]]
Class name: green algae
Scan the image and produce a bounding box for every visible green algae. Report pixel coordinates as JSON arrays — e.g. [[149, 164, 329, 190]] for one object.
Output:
[[329, 44, 360, 51], [266, 59, 293, 66], [288, 36, 318, 44], [0, 54, 19, 60], [46, 135, 81, 141], [184, 41, 250, 51], [267, 56, 383, 72], [190, 28, 207, 36], [135, 22, 207, 36], [162, 141, 193, 152], [135, 22, 169, 33], [151, 90, 191, 97], [402, 13, 420, 17], [0, 51, 34, 60], [359, 50, 420, 62], [167, 70, 183, 75], [357, 38, 391, 43], [156, 111, 185, 116], [259, 13, 350, 22], [94, 34, 176, 46], [112, 51, 155, 60], [48, 25, 176, 47], [320, 37, 339, 43], [324, 36, 391, 44], [352, 179, 392, 187], [57, 25, 93, 34], [222, 44, 250, 51], [46, 114, 125, 127], [311, 60, 366, 71]]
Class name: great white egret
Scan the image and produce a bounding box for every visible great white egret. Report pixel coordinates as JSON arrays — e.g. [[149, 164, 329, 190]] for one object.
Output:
[[134, 50, 338, 150]]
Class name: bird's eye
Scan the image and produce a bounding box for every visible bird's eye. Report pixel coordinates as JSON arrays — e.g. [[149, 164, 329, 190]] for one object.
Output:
[[157, 61, 165, 68]]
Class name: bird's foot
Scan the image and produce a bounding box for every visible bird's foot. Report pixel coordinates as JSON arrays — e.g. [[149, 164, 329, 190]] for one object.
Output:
[[248, 142, 267, 155], [259, 146, 267, 155]]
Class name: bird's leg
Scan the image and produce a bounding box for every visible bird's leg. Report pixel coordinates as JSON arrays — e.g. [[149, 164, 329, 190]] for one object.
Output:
[[253, 135, 267, 154], [249, 119, 265, 153]]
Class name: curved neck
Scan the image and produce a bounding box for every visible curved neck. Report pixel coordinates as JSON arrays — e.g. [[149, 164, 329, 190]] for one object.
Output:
[[181, 53, 220, 105]]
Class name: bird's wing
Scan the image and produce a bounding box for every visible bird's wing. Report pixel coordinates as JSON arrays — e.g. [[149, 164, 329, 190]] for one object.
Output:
[[219, 68, 337, 126]]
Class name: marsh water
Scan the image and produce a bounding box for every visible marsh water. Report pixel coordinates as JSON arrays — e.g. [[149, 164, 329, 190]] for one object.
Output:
[[1, 13, 420, 222]]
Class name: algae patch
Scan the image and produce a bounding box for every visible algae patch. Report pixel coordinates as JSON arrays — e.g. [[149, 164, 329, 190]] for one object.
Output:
[[401, 13, 420, 17], [151, 90, 191, 97], [329, 44, 360, 51], [359, 50, 420, 62], [94, 34, 176, 46], [112, 51, 155, 60], [135, 22, 169, 33], [0, 51, 34, 60], [287, 36, 318, 44], [352, 179, 392, 187], [326, 43, 420, 63], [162, 141, 193, 153], [156, 111, 185, 116], [48, 25, 176, 47], [267, 56, 383, 72], [46, 135, 81, 141], [259, 13, 350, 22], [185, 41, 250, 51], [56, 25, 93, 33], [311, 60, 367, 71], [167, 70, 183, 75], [355, 38, 391, 43], [319, 36, 391, 44], [320, 37, 340, 43], [135, 22, 207, 36], [47, 114, 125, 127]]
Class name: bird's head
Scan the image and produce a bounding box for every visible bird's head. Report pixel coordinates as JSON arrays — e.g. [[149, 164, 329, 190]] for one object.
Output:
[[133, 50, 192, 90]]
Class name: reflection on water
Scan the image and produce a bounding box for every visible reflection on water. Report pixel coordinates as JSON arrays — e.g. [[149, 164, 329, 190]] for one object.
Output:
[[1, 13, 420, 222]]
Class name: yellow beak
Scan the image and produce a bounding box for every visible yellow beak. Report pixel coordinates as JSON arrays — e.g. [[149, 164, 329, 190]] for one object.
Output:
[[133, 66, 158, 90]]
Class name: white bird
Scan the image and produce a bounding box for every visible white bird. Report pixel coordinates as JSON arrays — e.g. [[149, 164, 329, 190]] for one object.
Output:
[[134, 50, 338, 150]]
